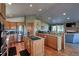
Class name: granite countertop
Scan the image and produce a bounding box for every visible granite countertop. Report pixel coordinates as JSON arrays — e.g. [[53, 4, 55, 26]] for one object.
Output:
[[37, 33, 57, 37], [66, 32, 79, 33], [29, 36, 41, 40]]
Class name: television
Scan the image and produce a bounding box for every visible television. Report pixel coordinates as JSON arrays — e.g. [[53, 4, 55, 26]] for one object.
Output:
[[66, 22, 76, 27]]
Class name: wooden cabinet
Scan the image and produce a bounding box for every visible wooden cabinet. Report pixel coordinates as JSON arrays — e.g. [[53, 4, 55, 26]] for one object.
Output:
[[23, 37, 31, 54], [0, 3, 5, 22], [10, 22, 16, 29], [36, 33, 49, 45], [4, 21, 10, 29], [9, 35, 16, 45], [0, 3, 5, 14], [61, 33, 65, 50], [5, 22, 24, 29], [27, 22, 34, 35], [4, 21, 16, 29], [31, 39, 44, 56], [24, 37, 45, 56], [47, 36, 57, 50], [36, 33, 58, 50], [0, 3, 5, 30]]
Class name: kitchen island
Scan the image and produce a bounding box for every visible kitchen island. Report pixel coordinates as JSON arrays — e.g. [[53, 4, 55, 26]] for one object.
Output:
[[23, 36, 45, 56], [36, 33, 58, 50]]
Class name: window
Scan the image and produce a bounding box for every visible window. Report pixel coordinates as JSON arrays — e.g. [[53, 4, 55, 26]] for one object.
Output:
[[52, 26, 57, 32], [57, 25, 64, 33], [52, 25, 64, 33]]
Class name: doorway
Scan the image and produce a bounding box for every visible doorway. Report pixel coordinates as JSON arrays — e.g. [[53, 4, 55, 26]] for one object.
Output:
[[16, 23, 24, 42]]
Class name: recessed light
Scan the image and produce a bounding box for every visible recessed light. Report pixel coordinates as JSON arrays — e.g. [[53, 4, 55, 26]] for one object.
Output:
[[30, 4, 32, 7], [62, 13, 66, 15], [38, 9, 42, 11], [8, 3, 12, 5], [48, 17, 51, 20], [67, 17, 70, 19]]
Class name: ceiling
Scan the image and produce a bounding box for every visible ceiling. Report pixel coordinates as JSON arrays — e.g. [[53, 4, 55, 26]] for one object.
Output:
[[6, 3, 79, 24]]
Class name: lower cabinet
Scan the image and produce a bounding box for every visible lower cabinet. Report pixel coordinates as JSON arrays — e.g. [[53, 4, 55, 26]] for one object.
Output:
[[23, 37, 31, 54], [47, 36, 57, 50], [36, 33, 58, 50]]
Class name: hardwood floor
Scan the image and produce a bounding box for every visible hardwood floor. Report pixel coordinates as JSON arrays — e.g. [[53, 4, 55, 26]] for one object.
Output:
[[9, 42, 25, 56], [9, 42, 79, 56], [45, 43, 79, 56]]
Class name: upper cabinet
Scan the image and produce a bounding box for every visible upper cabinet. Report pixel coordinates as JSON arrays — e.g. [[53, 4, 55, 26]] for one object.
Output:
[[0, 3, 6, 22], [0, 3, 5, 16], [5, 21, 17, 29]]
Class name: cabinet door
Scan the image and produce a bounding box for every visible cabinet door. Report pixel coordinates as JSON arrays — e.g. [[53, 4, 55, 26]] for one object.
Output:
[[0, 3, 5, 16], [24, 37, 31, 53], [47, 36, 57, 50], [0, 3, 2, 13], [45, 38, 48, 45], [32, 39, 44, 56], [28, 39, 31, 54], [4, 21, 10, 29], [0, 4, 1, 13], [27, 22, 34, 35], [27, 39, 29, 52], [10, 22, 16, 29], [24, 38, 28, 50]]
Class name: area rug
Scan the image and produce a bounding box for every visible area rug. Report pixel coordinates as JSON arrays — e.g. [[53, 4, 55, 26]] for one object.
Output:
[[8, 47, 16, 56], [19, 49, 30, 56]]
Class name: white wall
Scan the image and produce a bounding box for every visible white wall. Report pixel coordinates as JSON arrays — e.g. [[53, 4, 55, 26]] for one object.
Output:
[[6, 17, 24, 22]]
